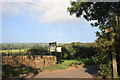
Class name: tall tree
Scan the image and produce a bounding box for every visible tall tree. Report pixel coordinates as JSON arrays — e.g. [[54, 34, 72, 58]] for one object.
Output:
[[68, 1, 120, 78]]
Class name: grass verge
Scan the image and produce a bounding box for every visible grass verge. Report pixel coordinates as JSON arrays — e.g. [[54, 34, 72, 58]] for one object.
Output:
[[42, 58, 95, 71], [42, 65, 67, 71]]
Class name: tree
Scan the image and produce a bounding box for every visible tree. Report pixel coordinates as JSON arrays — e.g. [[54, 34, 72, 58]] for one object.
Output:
[[68, 1, 120, 78], [28, 44, 49, 55]]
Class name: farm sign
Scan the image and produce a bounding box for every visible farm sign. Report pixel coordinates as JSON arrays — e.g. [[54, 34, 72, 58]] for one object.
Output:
[[50, 46, 56, 52], [56, 47, 62, 52], [49, 42, 62, 52], [50, 46, 62, 52]]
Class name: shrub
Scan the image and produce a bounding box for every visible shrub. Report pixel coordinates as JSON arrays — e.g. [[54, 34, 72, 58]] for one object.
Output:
[[28, 45, 49, 55]]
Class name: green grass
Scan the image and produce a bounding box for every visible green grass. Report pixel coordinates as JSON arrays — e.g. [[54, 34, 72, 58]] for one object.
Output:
[[59, 60, 82, 66], [42, 65, 67, 71], [59, 58, 95, 66], [42, 58, 95, 71]]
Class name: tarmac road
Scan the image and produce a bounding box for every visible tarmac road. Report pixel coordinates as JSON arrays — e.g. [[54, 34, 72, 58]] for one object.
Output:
[[34, 65, 99, 78]]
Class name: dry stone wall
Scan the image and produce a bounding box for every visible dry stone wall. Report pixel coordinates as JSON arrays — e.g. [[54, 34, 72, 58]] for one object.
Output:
[[2, 55, 57, 69]]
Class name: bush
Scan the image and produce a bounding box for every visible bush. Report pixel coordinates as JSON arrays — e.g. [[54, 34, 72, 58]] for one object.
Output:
[[69, 62, 82, 66], [28, 45, 49, 55], [59, 42, 97, 60], [2, 65, 41, 79]]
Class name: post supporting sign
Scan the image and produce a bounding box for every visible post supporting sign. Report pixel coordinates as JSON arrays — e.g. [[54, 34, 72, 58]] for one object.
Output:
[[105, 26, 118, 78], [105, 27, 113, 33]]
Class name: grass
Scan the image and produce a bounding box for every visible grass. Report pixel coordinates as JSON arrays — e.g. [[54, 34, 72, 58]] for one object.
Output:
[[59, 58, 95, 66], [42, 58, 95, 71], [42, 65, 67, 71], [59, 60, 81, 67]]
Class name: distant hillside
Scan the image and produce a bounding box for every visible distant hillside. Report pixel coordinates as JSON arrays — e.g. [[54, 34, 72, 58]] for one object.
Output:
[[0, 42, 96, 50], [0, 43, 49, 50]]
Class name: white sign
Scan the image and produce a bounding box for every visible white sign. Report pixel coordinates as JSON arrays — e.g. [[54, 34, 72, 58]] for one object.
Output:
[[50, 47, 62, 52], [50, 46, 56, 52], [56, 47, 62, 52]]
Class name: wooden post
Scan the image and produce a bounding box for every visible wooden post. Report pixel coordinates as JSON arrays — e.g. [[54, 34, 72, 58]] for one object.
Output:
[[55, 42, 57, 59], [111, 15, 118, 78], [49, 48, 51, 55], [112, 49, 118, 78]]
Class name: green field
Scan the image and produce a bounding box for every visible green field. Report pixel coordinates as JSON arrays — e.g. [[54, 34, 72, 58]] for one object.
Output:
[[0, 49, 28, 55]]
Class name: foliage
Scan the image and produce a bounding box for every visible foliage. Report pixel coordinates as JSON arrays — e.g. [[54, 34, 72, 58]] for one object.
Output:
[[58, 58, 95, 67], [59, 42, 96, 60], [27, 44, 49, 55], [59, 60, 82, 66], [0, 43, 49, 50], [2, 65, 41, 79], [42, 58, 95, 71], [68, 1, 120, 78]]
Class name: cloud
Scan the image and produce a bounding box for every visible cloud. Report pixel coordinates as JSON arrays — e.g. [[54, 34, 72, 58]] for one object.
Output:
[[47, 29, 67, 43], [2, 2, 21, 16], [2, 0, 86, 24], [1, 0, 34, 2], [37, 0, 73, 23]]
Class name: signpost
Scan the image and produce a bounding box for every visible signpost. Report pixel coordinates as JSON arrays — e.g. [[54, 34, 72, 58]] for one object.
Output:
[[105, 26, 118, 78], [105, 27, 113, 33], [49, 42, 62, 56], [49, 42, 57, 56]]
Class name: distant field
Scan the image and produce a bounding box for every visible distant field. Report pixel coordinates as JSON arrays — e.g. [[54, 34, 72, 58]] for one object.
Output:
[[0, 49, 28, 55], [0, 43, 49, 50], [0, 43, 49, 55]]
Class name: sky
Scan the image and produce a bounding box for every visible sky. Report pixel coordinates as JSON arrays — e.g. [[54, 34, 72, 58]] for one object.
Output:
[[1, 0, 98, 43]]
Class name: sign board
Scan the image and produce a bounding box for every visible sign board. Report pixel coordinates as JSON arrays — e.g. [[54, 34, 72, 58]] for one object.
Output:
[[105, 27, 113, 33], [50, 46, 62, 52], [49, 42, 57, 52], [49, 42, 62, 52], [56, 47, 62, 52], [50, 46, 56, 52]]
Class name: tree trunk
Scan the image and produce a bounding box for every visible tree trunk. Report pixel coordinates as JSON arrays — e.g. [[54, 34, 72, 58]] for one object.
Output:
[[112, 15, 119, 78], [112, 51, 118, 78]]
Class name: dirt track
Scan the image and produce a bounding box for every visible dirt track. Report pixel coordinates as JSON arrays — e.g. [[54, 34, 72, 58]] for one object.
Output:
[[33, 65, 99, 78]]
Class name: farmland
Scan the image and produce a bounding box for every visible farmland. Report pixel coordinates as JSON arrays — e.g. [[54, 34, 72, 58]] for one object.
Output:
[[0, 43, 49, 55], [0, 42, 96, 57], [0, 43, 49, 50], [0, 49, 28, 55]]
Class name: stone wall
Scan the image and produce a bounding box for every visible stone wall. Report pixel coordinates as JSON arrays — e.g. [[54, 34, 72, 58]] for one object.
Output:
[[2, 55, 57, 69]]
